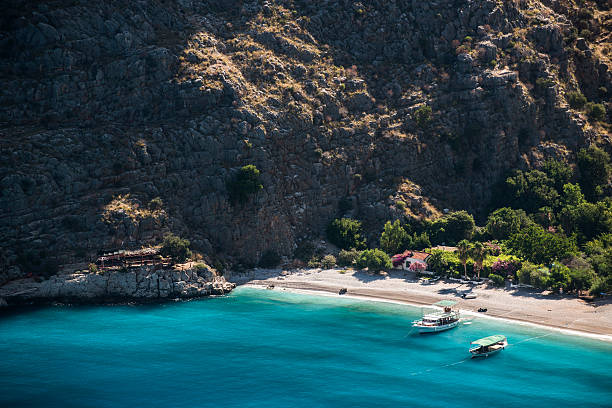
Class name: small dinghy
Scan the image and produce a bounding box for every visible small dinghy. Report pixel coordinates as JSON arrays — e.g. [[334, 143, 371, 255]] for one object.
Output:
[[469, 335, 507, 358]]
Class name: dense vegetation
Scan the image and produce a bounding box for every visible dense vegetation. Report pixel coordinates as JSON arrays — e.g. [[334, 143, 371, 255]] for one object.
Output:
[[227, 165, 264, 204], [321, 147, 611, 296], [160, 233, 192, 263]]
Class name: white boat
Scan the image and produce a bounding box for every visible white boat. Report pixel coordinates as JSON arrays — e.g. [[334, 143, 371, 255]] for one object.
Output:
[[412, 300, 460, 333], [469, 335, 508, 358]]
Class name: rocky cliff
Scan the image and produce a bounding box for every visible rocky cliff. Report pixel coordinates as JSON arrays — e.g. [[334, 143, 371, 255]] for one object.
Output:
[[0, 0, 610, 279], [0, 264, 235, 304]]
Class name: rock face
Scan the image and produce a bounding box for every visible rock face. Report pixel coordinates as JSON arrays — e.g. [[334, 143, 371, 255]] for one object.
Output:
[[0, 0, 610, 278], [0, 265, 235, 303]]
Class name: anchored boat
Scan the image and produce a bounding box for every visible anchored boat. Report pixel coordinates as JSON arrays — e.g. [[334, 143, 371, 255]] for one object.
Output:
[[412, 300, 460, 333], [469, 335, 507, 358]]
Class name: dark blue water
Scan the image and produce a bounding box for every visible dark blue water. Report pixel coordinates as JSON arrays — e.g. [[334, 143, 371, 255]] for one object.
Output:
[[1, 287, 611, 408]]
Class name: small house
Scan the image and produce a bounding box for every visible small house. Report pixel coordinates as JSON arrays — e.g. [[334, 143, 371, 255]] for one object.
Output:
[[391, 250, 431, 271]]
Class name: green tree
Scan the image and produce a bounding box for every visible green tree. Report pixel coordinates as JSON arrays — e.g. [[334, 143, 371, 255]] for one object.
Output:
[[227, 165, 264, 203], [517, 262, 538, 285], [542, 159, 573, 192], [568, 268, 596, 293], [505, 225, 577, 264], [327, 218, 367, 250], [586, 102, 606, 121], [380, 220, 410, 255], [356, 249, 392, 273], [456, 240, 472, 280], [470, 241, 487, 280], [413, 105, 432, 128], [567, 91, 587, 109], [321, 254, 337, 269], [560, 183, 585, 207], [559, 199, 612, 245], [485, 207, 532, 240], [585, 233, 612, 277], [549, 263, 571, 293], [429, 211, 475, 245], [160, 233, 192, 263], [412, 232, 431, 250], [577, 146, 611, 202], [504, 170, 559, 213]]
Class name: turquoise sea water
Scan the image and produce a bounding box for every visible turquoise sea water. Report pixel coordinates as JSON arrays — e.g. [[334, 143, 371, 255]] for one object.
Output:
[[1, 287, 611, 408]]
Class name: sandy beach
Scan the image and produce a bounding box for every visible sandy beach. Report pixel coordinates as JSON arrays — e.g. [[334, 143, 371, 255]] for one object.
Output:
[[229, 268, 612, 340]]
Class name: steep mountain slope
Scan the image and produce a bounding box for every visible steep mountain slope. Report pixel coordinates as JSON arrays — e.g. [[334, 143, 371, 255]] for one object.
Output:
[[0, 0, 610, 280]]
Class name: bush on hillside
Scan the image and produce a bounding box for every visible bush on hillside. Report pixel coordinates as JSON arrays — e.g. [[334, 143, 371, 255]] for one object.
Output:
[[227, 165, 263, 204], [566, 91, 587, 109], [160, 234, 192, 263], [327, 218, 367, 250], [586, 102, 606, 122]]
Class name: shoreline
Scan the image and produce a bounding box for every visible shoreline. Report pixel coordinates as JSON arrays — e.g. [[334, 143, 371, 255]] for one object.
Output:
[[230, 267, 612, 342], [243, 284, 612, 343]]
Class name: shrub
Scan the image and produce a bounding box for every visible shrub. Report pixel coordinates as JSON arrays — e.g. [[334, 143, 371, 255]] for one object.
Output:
[[568, 268, 596, 293], [413, 105, 432, 128], [321, 255, 337, 269], [160, 233, 192, 263], [88, 263, 98, 274], [327, 218, 367, 250], [491, 259, 520, 278], [577, 146, 611, 201], [550, 263, 572, 293], [148, 197, 164, 210], [505, 225, 577, 265], [356, 249, 392, 273], [412, 232, 430, 250], [307, 256, 321, 268], [590, 275, 612, 296], [488, 273, 505, 287], [337, 248, 361, 266], [517, 262, 537, 285], [567, 91, 587, 109], [531, 267, 552, 290], [586, 102, 606, 121], [227, 165, 263, 203], [486, 207, 532, 240], [543, 158, 574, 192], [429, 210, 475, 245], [259, 250, 281, 268], [503, 169, 559, 213], [380, 220, 410, 255]]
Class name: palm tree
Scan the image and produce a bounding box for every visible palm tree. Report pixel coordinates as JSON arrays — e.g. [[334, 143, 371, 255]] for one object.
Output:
[[456, 240, 471, 280], [471, 242, 487, 281]]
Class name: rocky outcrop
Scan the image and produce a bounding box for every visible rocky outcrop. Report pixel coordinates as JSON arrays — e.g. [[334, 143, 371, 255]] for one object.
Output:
[[0, 0, 609, 279], [0, 265, 235, 304]]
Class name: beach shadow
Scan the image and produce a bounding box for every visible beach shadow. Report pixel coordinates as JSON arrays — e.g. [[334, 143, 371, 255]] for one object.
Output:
[[351, 270, 387, 283]]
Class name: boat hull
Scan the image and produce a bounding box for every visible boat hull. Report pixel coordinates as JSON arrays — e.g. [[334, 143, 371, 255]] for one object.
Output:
[[470, 341, 508, 358], [413, 320, 459, 333]]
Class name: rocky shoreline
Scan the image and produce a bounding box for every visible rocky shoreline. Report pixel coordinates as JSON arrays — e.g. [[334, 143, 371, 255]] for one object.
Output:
[[0, 265, 235, 307]]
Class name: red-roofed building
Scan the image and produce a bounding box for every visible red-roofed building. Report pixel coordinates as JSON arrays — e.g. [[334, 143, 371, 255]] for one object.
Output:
[[391, 250, 431, 270]]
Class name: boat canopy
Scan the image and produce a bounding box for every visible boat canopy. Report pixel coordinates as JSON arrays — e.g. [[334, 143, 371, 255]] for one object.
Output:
[[471, 335, 506, 347], [434, 300, 457, 307]]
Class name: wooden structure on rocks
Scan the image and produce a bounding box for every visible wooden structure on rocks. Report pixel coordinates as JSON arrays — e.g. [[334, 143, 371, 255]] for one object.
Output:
[[96, 247, 164, 270]]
